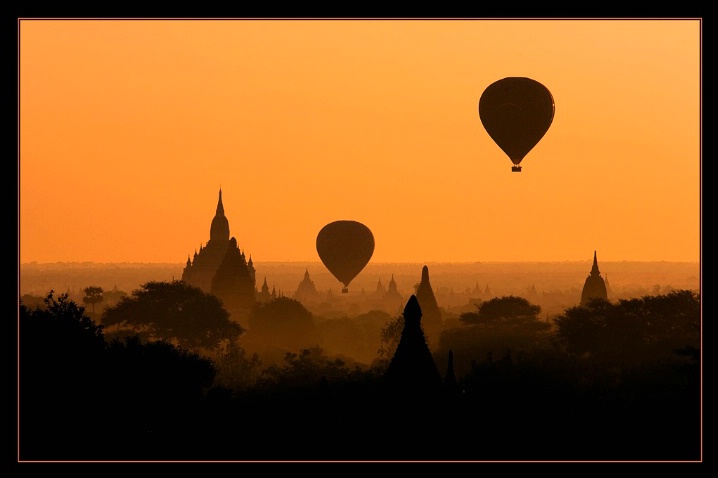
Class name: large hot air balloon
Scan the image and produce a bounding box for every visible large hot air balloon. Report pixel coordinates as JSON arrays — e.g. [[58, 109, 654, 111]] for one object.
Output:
[[316, 220, 375, 293], [479, 77, 555, 172]]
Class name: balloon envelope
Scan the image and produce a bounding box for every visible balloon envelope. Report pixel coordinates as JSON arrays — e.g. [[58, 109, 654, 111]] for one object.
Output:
[[316, 220, 375, 292], [479, 77, 555, 171]]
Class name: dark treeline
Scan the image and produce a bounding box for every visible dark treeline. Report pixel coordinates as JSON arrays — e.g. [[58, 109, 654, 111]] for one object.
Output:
[[18, 284, 701, 462]]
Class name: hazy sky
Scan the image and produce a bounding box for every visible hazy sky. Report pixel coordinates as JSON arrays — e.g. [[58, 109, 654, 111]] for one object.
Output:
[[19, 19, 701, 264]]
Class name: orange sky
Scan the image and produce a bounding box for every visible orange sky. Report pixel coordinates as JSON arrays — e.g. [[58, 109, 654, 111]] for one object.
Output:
[[18, 19, 701, 264]]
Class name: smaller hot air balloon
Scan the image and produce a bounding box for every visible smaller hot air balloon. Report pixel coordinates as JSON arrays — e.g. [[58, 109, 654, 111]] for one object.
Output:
[[479, 77, 555, 172], [316, 220, 375, 293]]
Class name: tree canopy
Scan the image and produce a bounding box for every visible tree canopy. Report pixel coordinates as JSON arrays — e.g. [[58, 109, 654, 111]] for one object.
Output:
[[21, 290, 106, 358], [553, 290, 700, 365], [19, 291, 221, 459], [82, 286, 104, 313], [101, 280, 243, 351], [437, 296, 551, 377], [247, 296, 318, 351], [460, 295, 544, 327]]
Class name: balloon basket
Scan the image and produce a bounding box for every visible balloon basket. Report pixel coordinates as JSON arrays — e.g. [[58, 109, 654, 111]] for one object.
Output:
[[342, 288, 349, 294], [511, 166, 522, 172]]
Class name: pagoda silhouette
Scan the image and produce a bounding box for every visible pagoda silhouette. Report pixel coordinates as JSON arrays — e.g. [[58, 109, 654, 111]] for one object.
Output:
[[414, 265, 443, 349], [580, 250, 608, 306], [384, 294, 442, 392], [181, 188, 256, 321]]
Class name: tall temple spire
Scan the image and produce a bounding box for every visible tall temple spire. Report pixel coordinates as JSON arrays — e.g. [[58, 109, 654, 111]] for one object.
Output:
[[209, 187, 230, 241], [217, 188, 224, 214], [590, 250, 600, 276], [388, 274, 397, 292], [415, 265, 443, 348], [581, 250, 608, 306]]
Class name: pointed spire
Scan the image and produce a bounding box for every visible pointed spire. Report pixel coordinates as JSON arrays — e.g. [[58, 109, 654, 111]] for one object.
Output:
[[210, 188, 230, 241], [384, 294, 442, 391], [421, 265, 429, 282], [590, 250, 601, 276], [404, 294, 423, 325], [216, 187, 224, 215], [387, 274, 399, 294]]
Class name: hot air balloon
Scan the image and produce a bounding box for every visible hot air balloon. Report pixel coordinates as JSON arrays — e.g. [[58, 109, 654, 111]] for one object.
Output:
[[316, 220, 375, 293], [479, 77, 555, 172]]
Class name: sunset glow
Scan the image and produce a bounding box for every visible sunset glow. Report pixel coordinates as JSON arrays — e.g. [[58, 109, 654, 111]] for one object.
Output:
[[19, 19, 701, 264]]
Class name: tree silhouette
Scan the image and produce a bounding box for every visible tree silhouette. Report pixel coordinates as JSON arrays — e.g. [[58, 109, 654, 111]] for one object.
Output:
[[259, 346, 361, 388], [20, 290, 223, 460], [20, 291, 108, 459], [374, 314, 404, 370], [460, 295, 543, 327], [438, 295, 551, 378], [247, 296, 318, 352], [104, 335, 217, 447], [103, 285, 128, 307], [82, 285, 104, 314], [101, 280, 243, 351], [315, 309, 393, 365], [553, 290, 700, 366]]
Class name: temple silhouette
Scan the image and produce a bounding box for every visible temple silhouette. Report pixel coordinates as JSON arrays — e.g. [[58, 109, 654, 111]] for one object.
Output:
[[384, 294, 442, 391], [383, 274, 404, 313], [414, 265, 443, 349], [580, 250, 608, 306], [294, 269, 320, 305], [256, 277, 279, 303], [181, 189, 257, 321]]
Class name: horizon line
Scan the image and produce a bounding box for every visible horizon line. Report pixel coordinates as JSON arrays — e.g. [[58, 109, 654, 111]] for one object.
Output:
[[19, 259, 701, 265]]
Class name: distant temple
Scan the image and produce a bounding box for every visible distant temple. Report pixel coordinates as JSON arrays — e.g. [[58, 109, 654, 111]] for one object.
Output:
[[182, 189, 256, 320], [383, 274, 404, 313], [580, 250, 608, 306], [414, 265, 443, 348], [294, 269, 320, 305], [257, 277, 272, 303]]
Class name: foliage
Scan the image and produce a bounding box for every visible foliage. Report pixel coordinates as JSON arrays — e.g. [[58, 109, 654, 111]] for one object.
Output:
[[20, 290, 221, 459], [103, 287, 128, 307], [82, 286, 104, 313], [247, 296, 318, 350], [20, 291, 108, 458], [214, 338, 264, 391], [373, 314, 404, 370], [459, 295, 544, 327], [315, 309, 392, 365], [258, 346, 367, 388], [437, 296, 552, 379], [105, 335, 217, 405], [101, 336, 218, 451], [553, 290, 700, 366], [21, 290, 106, 355], [100, 280, 243, 351]]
